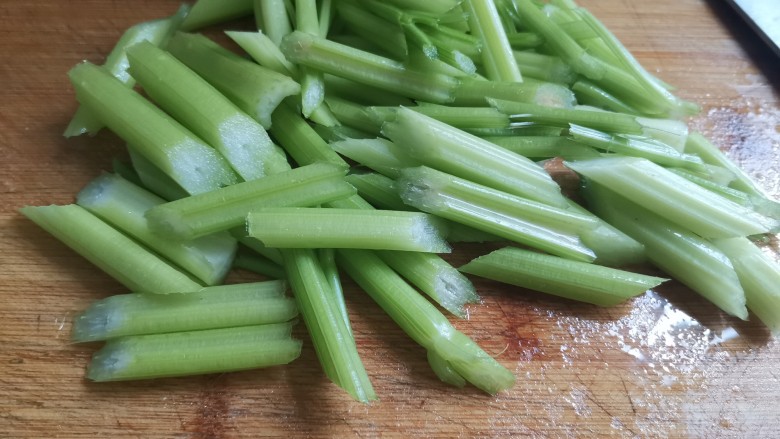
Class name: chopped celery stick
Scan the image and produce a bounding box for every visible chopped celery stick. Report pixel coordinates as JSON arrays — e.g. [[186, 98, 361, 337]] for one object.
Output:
[[180, 0, 253, 31], [233, 250, 287, 279], [378, 250, 479, 317], [382, 107, 568, 207], [330, 137, 421, 178], [336, 0, 408, 60], [460, 246, 665, 306], [280, 31, 459, 103], [77, 173, 236, 285], [466, 126, 566, 137], [318, 0, 334, 37], [126, 146, 189, 201], [247, 207, 451, 253], [507, 32, 544, 49], [564, 199, 646, 267], [271, 102, 346, 167], [490, 99, 643, 134], [397, 166, 597, 262], [337, 249, 515, 395], [282, 249, 376, 403], [372, 104, 511, 129], [325, 97, 382, 134], [513, 51, 576, 85], [236, 235, 284, 265], [465, 0, 523, 82], [317, 248, 352, 336], [566, 157, 778, 238], [111, 159, 143, 187], [425, 24, 482, 59], [668, 168, 753, 207], [258, 0, 293, 45], [225, 30, 299, 77], [87, 324, 301, 381], [383, 0, 462, 14], [20, 205, 202, 294], [167, 32, 300, 128], [428, 350, 467, 387], [314, 124, 375, 142], [146, 163, 354, 240], [295, 0, 326, 117], [631, 116, 689, 152], [712, 237, 780, 333], [72, 281, 296, 342], [484, 136, 600, 160], [126, 41, 290, 180], [64, 5, 188, 137], [69, 62, 239, 195], [453, 78, 576, 108], [572, 80, 638, 115], [567, 124, 705, 171], [324, 74, 415, 106], [583, 183, 748, 319]]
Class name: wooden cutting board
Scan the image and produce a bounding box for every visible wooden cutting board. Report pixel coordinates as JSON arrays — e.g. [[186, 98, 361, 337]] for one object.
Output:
[[2, 1, 779, 437]]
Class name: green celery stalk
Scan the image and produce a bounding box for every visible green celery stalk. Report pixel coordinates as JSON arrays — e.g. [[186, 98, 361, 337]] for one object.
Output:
[[180, 0, 253, 31], [513, 50, 576, 85], [145, 163, 355, 240], [345, 172, 413, 212], [324, 74, 415, 106], [167, 32, 301, 128], [64, 5, 188, 137], [20, 205, 202, 294], [126, 41, 291, 180], [126, 146, 190, 201], [76, 173, 236, 285], [247, 207, 452, 253], [68, 62, 239, 195], [325, 97, 383, 134], [317, 248, 352, 336], [397, 166, 598, 262], [87, 323, 301, 381], [383, 0, 462, 14], [465, 0, 523, 82], [382, 107, 568, 207], [236, 236, 284, 265], [566, 157, 778, 238], [282, 249, 376, 403], [225, 30, 299, 77], [507, 32, 544, 50], [257, 0, 293, 45], [571, 80, 639, 115], [111, 159, 143, 187], [460, 246, 664, 306], [490, 99, 643, 134], [684, 132, 768, 198], [335, 1, 408, 60], [330, 137, 421, 178], [484, 135, 600, 160], [667, 168, 754, 207], [453, 78, 576, 108], [337, 249, 515, 395], [233, 250, 287, 279], [72, 281, 296, 342], [296, 0, 326, 117], [271, 102, 347, 167], [372, 104, 511, 129], [314, 124, 375, 142]]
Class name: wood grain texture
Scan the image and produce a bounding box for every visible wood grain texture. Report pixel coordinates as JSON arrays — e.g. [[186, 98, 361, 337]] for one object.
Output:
[[1, 1, 779, 437]]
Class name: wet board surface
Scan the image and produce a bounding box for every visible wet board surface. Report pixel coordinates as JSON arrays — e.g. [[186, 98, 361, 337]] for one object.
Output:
[[1, 1, 779, 437]]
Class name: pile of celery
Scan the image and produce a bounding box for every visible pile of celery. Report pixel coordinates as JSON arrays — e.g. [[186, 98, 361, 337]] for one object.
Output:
[[22, 0, 780, 403]]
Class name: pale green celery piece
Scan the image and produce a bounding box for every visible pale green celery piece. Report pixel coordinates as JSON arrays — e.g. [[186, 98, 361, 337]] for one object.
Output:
[[667, 168, 753, 207], [571, 80, 639, 115], [425, 24, 483, 59], [337, 249, 515, 394], [295, 0, 326, 118], [20, 205, 202, 294], [111, 159, 143, 187], [712, 237, 780, 333], [490, 99, 643, 134], [484, 136, 600, 160], [378, 250, 479, 317], [453, 78, 576, 108], [237, 236, 284, 265], [466, 126, 565, 137], [460, 246, 664, 306], [317, 248, 352, 336], [180, 0, 252, 31], [567, 124, 705, 172], [513, 51, 576, 85], [583, 182, 748, 319], [359, 1, 439, 58], [373, 104, 511, 129], [335, 1, 408, 60], [257, 0, 293, 45], [319, 0, 334, 37], [69, 63, 239, 195], [72, 281, 295, 342], [566, 157, 778, 238], [427, 351, 467, 387], [281, 248, 376, 403], [271, 101, 348, 167], [280, 31, 459, 103], [233, 250, 287, 279], [325, 97, 382, 134], [127, 42, 290, 181], [465, 0, 523, 82], [330, 137, 421, 179], [247, 207, 451, 253], [405, 49, 473, 78], [684, 132, 768, 198], [507, 32, 544, 50], [127, 146, 189, 201], [64, 5, 189, 138], [382, 107, 568, 207], [314, 124, 376, 142], [324, 74, 415, 106], [167, 32, 300, 129], [397, 166, 597, 262], [87, 324, 301, 382], [564, 199, 646, 267], [145, 163, 354, 240], [77, 173, 237, 285], [225, 30, 299, 77], [383, 0, 462, 14], [632, 117, 689, 152]]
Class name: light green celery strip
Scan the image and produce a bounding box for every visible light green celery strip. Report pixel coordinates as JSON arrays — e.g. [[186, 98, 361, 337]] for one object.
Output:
[[126, 146, 189, 201], [167, 32, 300, 129], [112, 159, 143, 187], [507, 32, 544, 49], [64, 5, 188, 137], [126, 42, 290, 181], [236, 235, 284, 265], [566, 157, 778, 238], [280, 31, 459, 103], [484, 136, 600, 160], [145, 163, 354, 240], [337, 249, 515, 394], [667, 168, 753, 207], [225, 30, 299, 77], [271, 102, 346, 167], [69, 62, 239, 195], [317, 248, 352, 336], [331, 137, 421, 179], [233, 251, 287, 279], [296, 0, 326, 117], [460, 247, 664, 306], [384, 0, 462, 14], [180, 0, 252, 31], [325, 97, 383, 134], [72, 281, 295, 342], [490, 99, 643, 134], [684, 132, 768, 198], [314, 124, 375, 142], [319, 0, 334, 37], [372, 104, 511, 129], [20, 205, 202, 294], [428, 350, 467, 387], [465, 0, 523, 82], [247, 207, 451, 253], [453, 78, 576, 108], [336, 1, 408, 60], [564, 199, 646, 267], [571, 80, 638, 115], [324, 75, 415, 106], [397, 166, 597, 262], [282, 249, 376, 403], [712, 237, 780, 333], [382, 107, 568, 207], [258, 0, 293, 45], [87, 323, 301, 381], [77, 173, 236, 285], [513, 51, 576, 85], [583, 183, 748, 319]]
